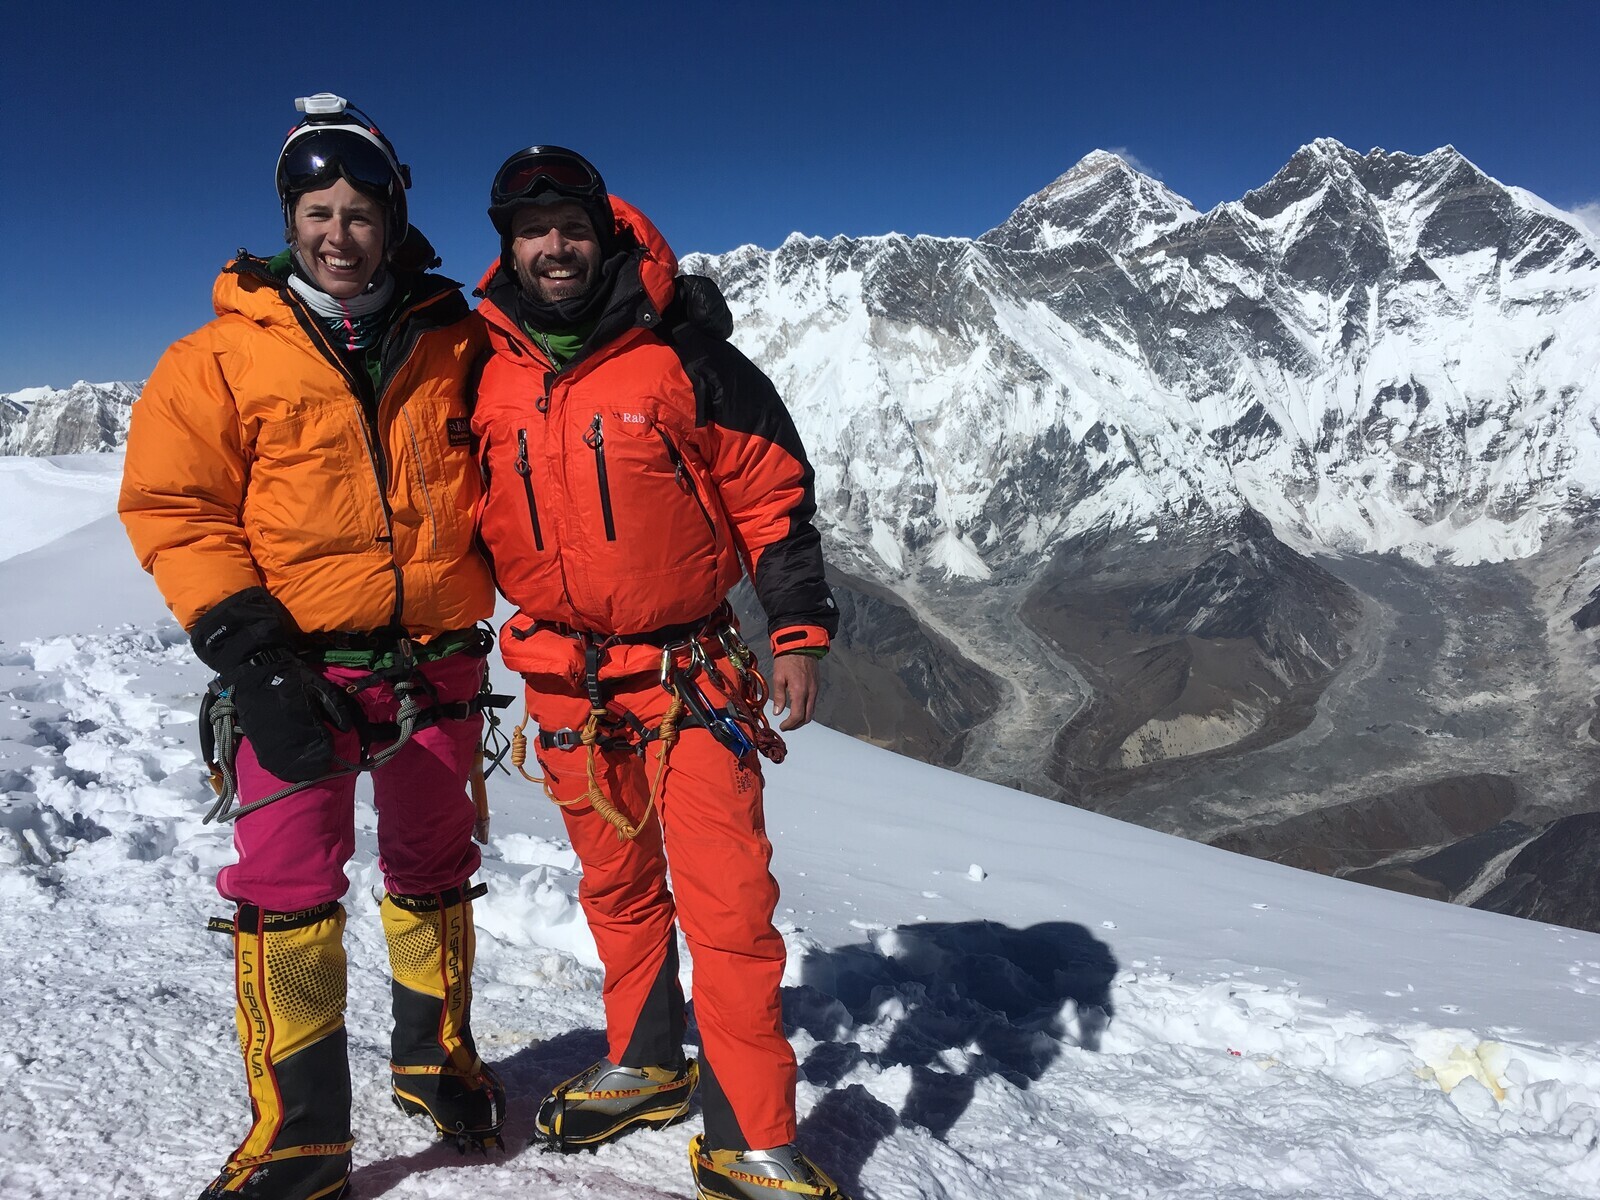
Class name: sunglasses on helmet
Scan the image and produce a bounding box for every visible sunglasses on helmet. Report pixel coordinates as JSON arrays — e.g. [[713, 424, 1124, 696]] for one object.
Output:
[[491, 148, 605, 207]]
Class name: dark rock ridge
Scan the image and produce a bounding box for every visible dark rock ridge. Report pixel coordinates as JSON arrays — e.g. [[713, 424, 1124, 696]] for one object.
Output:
[[733, 573, 1002, 767], [1023, 510, 1362, 793], [1473, 812, 1600, 932], [810, 574, 1003, 766], [1210, 773, 1518, 879], [1348, 819, 1534, 904]]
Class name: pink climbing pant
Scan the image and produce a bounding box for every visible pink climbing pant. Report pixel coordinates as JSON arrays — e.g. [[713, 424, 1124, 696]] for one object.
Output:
[[216, 652, 485, 912]]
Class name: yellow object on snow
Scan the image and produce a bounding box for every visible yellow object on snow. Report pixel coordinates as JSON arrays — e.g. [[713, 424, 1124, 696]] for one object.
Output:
[[1419, 1041, 1508, 1102]]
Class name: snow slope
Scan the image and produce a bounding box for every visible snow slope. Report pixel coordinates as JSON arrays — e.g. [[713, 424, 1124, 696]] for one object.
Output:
[[0, 455, 125, 562], [2, 456, 1598, 1199]]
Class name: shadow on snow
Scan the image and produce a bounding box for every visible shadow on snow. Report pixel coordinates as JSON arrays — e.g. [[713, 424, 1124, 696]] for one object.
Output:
[[787, 919, 1116, 1195], [350, 919, 1115, 1197]]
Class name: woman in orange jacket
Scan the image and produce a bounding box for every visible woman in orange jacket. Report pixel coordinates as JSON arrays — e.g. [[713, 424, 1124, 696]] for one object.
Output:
[[120, 94, 501, 1200]]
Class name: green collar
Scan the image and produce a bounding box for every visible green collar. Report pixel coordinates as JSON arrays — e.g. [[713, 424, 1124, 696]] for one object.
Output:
[[521, 321, 596, 368], [267, 247, 295, 279]]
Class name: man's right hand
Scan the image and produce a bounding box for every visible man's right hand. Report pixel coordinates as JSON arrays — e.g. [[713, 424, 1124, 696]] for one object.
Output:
[[227, 653, 354, 783], [768, 652, 820, 732]]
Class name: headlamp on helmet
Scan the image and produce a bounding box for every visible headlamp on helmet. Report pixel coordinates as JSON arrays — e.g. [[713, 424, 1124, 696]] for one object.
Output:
[[296, 92, 349, 117]]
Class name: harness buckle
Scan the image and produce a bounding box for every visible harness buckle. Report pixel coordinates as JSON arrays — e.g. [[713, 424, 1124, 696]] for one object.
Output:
[[541, 728, 586, 751]]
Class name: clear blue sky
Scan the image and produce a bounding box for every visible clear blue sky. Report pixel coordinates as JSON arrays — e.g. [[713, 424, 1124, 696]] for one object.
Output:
[[5, 0, 1596, 392]]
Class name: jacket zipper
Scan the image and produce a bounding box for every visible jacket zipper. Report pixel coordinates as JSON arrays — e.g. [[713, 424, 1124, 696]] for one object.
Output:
[[515, 428, 545, 551], [364, 301, 444, 627], [585, 414, 616, 541], [400, 409, 439, 554], [282, 289, 408, 625], [654, 427, 717, 539]]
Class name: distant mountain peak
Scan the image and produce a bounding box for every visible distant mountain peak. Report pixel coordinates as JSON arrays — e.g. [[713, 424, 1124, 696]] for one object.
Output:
[[1261, 141, 1484, 203], [1065, 148, 1138, 178], [1245, 141, 1364, 215], [1036, 148, 1185, 204], [982, 149, 1198, 255], [1297, 136, 1358, 161]]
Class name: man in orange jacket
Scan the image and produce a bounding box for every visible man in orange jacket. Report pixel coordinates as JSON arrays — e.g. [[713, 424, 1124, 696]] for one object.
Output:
[[471, 146, 846, 1200], [120, 95, 504, 1200]]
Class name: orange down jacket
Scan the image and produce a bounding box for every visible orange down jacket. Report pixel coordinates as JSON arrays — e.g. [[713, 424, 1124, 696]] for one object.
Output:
[[119, 256, 494, 639], [471, 197, 837, 662]]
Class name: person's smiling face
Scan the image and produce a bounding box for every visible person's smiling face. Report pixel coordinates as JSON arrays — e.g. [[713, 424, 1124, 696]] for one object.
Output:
[[291, 178, 386, 298], [511, 201, 602, 304]]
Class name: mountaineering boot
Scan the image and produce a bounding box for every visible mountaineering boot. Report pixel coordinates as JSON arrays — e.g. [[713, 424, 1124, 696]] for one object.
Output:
[[689, 1135, 851, 1200], [382, 885, 506, 1150], [533, 1055, 699, 1151], [198, 903, 353, 1200]]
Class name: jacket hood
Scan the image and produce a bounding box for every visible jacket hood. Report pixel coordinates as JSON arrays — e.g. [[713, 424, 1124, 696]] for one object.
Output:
[[211, 256, 299, 327], [475, 194, 678, 330]]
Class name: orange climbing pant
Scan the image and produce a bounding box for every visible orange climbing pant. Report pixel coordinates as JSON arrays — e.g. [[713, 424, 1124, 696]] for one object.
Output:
[[524, 655, 795, 1152]]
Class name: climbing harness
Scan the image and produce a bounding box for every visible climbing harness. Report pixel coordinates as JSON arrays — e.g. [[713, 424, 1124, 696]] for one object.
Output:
[[200, 626, 510, 825], [507, 607, 786, 843]]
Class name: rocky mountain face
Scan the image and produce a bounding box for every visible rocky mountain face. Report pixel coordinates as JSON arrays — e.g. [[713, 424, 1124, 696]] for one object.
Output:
[[0, 382, 140, 455], [687, 140, 1598, 577], [684, 141, 1600, 932], [1026, 509, 1363, 791]]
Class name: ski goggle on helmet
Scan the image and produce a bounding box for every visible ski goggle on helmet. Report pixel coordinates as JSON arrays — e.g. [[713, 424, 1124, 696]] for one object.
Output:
[[487, 146, 609, 236], [276, 93, 412, 237]]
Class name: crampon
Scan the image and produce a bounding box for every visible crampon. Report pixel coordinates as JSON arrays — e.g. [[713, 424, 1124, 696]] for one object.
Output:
[[532, 1057, 698, 1152]]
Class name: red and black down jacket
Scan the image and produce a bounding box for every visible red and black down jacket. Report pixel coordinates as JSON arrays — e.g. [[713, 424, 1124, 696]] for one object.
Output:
[[471, 197, 837, 664]]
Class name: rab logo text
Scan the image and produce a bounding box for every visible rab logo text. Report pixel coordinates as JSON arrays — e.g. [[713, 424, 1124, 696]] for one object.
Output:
[[447, 417, 472, 446]]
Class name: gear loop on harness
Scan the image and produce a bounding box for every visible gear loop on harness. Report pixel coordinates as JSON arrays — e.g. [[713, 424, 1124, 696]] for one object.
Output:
[[536, 693, 684, 843], [201, 627, 502, 826], [507, 605, 783, 842]]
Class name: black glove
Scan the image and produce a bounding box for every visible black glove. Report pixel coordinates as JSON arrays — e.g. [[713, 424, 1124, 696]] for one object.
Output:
[[191, 587, 296, 675], [227, 651, 354, 783], [191, 588, 352, 782]]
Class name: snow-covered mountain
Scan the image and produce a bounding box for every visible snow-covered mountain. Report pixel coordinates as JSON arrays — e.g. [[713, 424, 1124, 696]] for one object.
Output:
[[679, 143, 1600, 931], [687, 140, 1599, 575], [21, 142, 1597, 576], [3, 458, 1600, 1199], [0, 381, 140, 456]]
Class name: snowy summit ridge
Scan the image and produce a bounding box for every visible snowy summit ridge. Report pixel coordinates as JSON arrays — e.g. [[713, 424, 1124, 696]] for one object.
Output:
[[980, 148, 1200, 255], [685, 140, 1600, 577], [16, 146, 1598, 577]]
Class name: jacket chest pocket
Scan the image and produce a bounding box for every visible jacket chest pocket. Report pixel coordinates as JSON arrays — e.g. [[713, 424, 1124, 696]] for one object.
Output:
[[574, 409, 717, 556]]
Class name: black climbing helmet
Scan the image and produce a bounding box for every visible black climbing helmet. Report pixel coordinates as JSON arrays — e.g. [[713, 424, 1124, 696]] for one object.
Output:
[[487, 144, 614, 246]]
